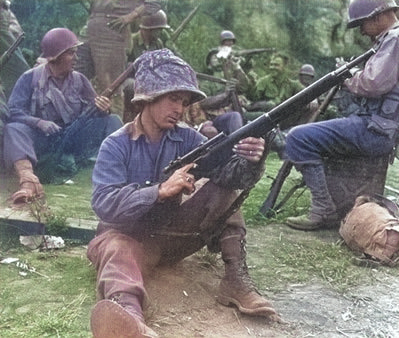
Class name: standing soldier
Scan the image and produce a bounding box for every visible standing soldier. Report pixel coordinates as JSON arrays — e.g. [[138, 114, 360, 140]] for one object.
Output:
[[205, 30, 253, 96], [127, 9, 170, 62], [86, 0, 163, 115], [123, 9, 170, 122]]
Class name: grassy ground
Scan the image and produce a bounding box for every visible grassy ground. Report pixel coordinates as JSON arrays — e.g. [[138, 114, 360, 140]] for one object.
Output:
[[1, 153, 399, 337]]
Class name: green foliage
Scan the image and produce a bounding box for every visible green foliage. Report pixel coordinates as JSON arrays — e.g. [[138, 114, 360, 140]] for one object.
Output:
[[0, 248, 96, 338], [246, 224, 368, 294], [11, 0, 88, 63], [10, 0, 368, 74], [44, 213, 68, 237]]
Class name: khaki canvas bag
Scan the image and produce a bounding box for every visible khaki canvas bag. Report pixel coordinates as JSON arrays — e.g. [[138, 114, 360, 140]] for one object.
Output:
[[339, 195, 399, 264]]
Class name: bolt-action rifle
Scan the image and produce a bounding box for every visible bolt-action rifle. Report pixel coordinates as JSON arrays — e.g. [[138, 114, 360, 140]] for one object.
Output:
[[0, 32, 25, 71], [259, 84, 341, 217], [216, 46, 275, 60], [234, 48, 276, 58], [55, 62, 135, 154], [164, 48, 375, 179]]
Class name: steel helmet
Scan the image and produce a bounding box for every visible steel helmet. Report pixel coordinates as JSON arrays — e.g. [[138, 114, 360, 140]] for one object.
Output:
[[299, 64, 315, 77], [40, 28, 82, 60], [140, 10, 170, 30], [347, 0, 399, 28], [220, 30, 236, 44]]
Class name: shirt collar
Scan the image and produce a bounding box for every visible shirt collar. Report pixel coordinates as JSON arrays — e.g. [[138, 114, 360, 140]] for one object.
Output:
[[376, 21, 399, 42], [127, 114, 183, 142]]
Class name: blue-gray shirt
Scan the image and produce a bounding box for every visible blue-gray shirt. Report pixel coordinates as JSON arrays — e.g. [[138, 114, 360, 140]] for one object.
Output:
[[92, 118, 265, 225]]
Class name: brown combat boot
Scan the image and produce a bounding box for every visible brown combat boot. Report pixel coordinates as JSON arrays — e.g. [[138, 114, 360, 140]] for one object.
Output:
[[217, 232, 281, 321], [90, 293, 158, 338], [11, 159, 44, 205], [286, 212, 340, 231], [285, 164, 338, 231]]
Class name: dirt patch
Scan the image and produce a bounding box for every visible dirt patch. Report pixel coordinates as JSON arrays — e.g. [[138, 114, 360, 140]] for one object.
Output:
[[145, 255, 286, 338], [143, 254, 399, 338]]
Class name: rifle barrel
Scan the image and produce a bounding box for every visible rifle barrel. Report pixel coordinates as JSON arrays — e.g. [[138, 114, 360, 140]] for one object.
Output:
[[164, 48, 376, 177], [0, 32, 25, 70], [171, 5, 200, 43], [235, 48, 275, 57], [196, 72, 227, 85]]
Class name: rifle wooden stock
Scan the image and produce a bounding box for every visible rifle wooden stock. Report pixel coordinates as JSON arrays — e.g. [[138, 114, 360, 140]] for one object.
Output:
[[100, 62, 135, 98], [164, 48, 375, 178], [57, 62, 135, 154]]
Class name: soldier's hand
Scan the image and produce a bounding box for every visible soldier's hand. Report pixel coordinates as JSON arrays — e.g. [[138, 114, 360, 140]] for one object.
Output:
[[95, 96, 111, 113], [37, 120, 62, 136], [335, 57, 346, 68], [107, 12, 136, 33], [233, 136, 265, 163], [158, 163, 196, 201], [225, 78, 238, 92]]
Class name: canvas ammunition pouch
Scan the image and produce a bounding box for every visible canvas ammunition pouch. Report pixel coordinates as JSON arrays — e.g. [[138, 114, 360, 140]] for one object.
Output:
[[339, 194, 399, 265], [356, 84, 399, 140]]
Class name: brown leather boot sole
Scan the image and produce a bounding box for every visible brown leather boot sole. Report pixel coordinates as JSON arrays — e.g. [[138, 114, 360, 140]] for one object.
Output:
[[286, 213, 340, 231], [217, 290, 281, 321], [90, 300, 157, 338], [11, 180, 45, 205]]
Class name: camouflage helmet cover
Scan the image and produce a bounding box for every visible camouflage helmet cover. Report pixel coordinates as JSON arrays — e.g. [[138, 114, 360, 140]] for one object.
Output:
[[347, 0, 399, 28], [132, 49, 206, 104], [40, 28, 82, 60]]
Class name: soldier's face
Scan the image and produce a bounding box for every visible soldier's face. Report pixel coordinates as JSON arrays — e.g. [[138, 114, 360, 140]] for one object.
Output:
[[360, 16, 383, 40], [55, 47, 78, 74], [269, 57, 284, 71], [222, 39, 234, 47], [145, 91, 191, 131]]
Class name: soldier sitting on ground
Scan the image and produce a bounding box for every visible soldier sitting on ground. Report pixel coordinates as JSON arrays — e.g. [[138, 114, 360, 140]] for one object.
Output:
[[3, 28, 122, 204], [87, 48, 280, 338], [248, 52, 304, 126], [183, 79, 244, 139]]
